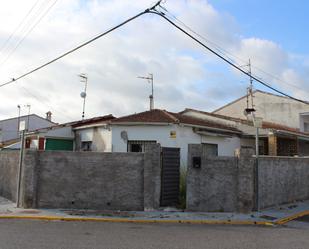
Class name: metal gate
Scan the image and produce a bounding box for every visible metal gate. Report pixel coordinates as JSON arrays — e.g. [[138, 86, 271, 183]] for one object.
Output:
[[160, 147, 180, 207]]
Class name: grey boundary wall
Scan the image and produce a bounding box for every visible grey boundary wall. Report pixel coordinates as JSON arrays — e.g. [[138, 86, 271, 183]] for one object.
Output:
[[0, 151, 19, 202], [13, 143, 161, 210], [259, 157, 309, 209], [187, 144, 309, 213]]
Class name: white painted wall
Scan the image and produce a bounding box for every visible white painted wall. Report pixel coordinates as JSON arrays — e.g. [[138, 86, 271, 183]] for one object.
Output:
[[214, 91, 309, 128], [75, 126, 112, 152], [111, 124, 240, 168]]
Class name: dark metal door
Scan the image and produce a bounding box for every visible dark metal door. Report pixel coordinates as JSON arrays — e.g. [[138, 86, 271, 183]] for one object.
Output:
[[160, 147, 180, 207]]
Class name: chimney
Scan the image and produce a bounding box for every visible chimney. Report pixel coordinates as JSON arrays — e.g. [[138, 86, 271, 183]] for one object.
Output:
[[46, 111, 52, 121]]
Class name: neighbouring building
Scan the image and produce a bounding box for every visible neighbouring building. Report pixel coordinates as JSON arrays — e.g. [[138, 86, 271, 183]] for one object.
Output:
[[181, 108, 309, 157], [213, 90, 309, 129], [109, 109, 242, 167], [72, 115, 115, 152], [0, 113, 55, 149], [26, 125, 75, 151], [25, 114, 115, 151]]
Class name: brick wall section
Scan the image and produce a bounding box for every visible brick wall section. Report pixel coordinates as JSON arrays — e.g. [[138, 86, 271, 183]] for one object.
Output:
[[144, 144, 161, 210], [236, 149, 255, 212], [20, 151, 146, 210], [259, 156, 309, 209], [0, 151, 19, 202], [187, 144, 309, 212], [268, 134, 277, 156], [187, 144, 240, 212], [18, 146, 161, 211]]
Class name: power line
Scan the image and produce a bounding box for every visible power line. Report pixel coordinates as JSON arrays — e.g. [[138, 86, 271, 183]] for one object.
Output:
[[0, 1, 162, 89], [158, 5, 305, 93], [158, 5, 245, 67], [20, 85, 75, 120], [150, 7, 309, 105], [0, 0, 59, 66], [0, 0, 306, 106], [0, 0, 40, 54]]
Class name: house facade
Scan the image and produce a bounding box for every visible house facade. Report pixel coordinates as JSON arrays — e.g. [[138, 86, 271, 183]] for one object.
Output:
[[109, 109, 241, 167]]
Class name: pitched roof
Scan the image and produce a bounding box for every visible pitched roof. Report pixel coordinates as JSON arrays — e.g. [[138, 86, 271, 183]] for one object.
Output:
[[262, 121, 309, 137], [212, 90, 308, 113], [180, 108, 246, 123], [65, 114, 116, 128], [111, 109, 240, 133], [0, 114, 56, 124], [181, 108, 309, 138]]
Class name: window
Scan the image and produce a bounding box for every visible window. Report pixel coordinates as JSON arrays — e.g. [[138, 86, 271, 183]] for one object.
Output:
[[81, 141, 92, 151], [202, 143, 218, 157], [304, 123, 309, 132], [127, 140, 156, 152]]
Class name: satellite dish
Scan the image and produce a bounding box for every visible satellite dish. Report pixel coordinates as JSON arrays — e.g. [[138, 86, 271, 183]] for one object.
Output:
[[120, 131, 128, 141], [80, 92, 86, 98]]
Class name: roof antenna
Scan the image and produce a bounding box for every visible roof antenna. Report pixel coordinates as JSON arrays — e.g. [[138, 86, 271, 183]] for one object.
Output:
[[138, 73, 154, 110], [244, 59, 255, 118], [79, 73, 88, 120]]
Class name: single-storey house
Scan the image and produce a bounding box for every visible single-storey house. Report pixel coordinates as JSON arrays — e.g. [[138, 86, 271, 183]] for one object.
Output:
[[109, 109, 241, 167]]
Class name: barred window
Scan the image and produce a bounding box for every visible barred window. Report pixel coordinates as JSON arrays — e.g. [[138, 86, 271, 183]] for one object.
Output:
[[127, 140, 156, 152]]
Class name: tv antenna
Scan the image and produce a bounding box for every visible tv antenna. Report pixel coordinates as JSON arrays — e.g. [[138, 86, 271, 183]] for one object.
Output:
[[79, 73, 88, 120], [138, 73, 154, 110], [244, 59, 255, 118]]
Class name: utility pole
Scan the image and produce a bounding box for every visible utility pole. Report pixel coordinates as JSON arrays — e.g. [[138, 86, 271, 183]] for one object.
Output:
[[244, 59, 262, 211], [16, 120, 26, 208], [138, 73, 154, 110], [79, 73, 88, 120], [17, 105, 21, 137], [24, 104, 31, 131], [246, 59, 254, 111]]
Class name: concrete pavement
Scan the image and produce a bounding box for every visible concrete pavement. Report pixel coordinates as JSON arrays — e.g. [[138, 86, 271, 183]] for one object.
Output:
[[1, 196, 309, 226], [0, 219, 308, 249]]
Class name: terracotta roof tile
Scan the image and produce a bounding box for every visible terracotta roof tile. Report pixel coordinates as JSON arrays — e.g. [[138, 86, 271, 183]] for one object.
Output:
[[111, 109, 240, 133], [66, 114, 115, 127], [181, 108, 309, 137]]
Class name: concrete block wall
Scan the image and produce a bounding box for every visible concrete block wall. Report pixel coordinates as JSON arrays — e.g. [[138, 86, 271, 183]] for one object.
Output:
[[187, 144, 309, 213], [0, 151, 19, 202], [259, 156, 309, 209], [18, 144, 161, 211], [187, 144, 243, 212]]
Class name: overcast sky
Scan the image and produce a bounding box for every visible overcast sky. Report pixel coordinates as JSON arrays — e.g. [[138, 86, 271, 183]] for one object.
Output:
[[0, 0, 308, 123]]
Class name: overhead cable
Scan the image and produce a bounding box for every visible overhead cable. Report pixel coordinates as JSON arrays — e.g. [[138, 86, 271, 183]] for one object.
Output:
[[0, 1, 162, 88], [149, 8, 309, 105]]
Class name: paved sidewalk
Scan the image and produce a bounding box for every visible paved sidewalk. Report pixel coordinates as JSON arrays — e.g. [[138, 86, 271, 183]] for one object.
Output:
[[1, 196, 308, 226]]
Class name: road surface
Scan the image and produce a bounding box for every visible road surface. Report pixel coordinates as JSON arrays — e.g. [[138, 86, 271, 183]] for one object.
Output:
[[0, 219, 308, 249]]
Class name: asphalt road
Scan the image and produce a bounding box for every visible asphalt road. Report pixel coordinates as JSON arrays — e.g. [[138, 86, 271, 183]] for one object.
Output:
[[0, 219, 308, 249]]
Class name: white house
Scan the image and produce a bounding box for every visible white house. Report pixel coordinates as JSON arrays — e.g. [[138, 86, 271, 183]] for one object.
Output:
[[109, 109, 242, 167]]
